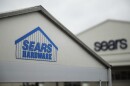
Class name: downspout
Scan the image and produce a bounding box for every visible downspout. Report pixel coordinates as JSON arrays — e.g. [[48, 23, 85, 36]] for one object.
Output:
[[108, 68, 112, 86], [99, 80, 102, 86]]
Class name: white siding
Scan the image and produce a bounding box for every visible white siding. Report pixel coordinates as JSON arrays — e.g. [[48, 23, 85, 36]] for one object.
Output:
[[78, 20, 130, 66]]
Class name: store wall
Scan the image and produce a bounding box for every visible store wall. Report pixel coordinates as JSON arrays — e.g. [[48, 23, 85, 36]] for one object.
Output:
[[0, 83, 22, 86], [0, 12, 105, 68], [0, 9, 109, 84], [77, 20, 130, 66]]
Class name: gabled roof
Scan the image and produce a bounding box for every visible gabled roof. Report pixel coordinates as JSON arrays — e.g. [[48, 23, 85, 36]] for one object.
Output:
[[15, 26, 58, 50], [77, 19, 130, 36], [0, 5, 110, 68]]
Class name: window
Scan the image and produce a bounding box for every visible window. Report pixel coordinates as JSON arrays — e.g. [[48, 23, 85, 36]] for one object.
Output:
[[64, 82, 81, 86]]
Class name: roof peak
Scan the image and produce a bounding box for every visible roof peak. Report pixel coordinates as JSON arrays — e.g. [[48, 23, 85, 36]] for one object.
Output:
[[77, 19, 130, 36], [15, 27, 58, 50]]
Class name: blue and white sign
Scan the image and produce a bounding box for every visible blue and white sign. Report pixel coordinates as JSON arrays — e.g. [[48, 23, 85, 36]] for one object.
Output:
[[15, 27, 58, 62]]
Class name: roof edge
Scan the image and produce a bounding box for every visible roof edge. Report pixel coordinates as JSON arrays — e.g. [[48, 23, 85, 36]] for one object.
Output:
[[77, 19, 109, 36], [39, 6, 111, 68], [0, 5, 42, 19], [77, 19, 130, 36]]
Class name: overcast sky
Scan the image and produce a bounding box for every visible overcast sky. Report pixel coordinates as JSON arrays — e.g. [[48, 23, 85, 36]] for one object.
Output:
[[0, 0, 130, 34]]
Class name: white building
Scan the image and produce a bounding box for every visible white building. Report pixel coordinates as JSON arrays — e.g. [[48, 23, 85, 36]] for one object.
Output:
[[0, 6, 111, 86], [77, 19, 130, 86]]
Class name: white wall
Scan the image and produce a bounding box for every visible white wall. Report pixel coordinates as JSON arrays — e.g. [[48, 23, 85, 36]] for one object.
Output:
[[0, 12, 105, 68], [0, 11, 109, 82], [0, 83, 22, 86], [78, 20, 130, 66]]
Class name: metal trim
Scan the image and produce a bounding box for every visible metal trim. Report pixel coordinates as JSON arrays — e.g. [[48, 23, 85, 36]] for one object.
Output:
[[77, 19, 130, 36], [108, 68, 112, 86], [0, 62, 108, 82]]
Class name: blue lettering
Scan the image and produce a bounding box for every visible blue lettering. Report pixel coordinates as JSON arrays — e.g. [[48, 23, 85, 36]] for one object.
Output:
[[49, 54, 52, 60], [37, 53, 43, 59], [42, 53, 45, 59], [34, 42, 41, 52], [22, 51, 52, 60], [21, 39, 54, 61], [27, 51, 31, 58], [45, 54, 48, 59], [34, 52, 38, 58], [22, 40, 29, 50], [29, 41, 35, 51], [22, 51, 26, 57], [47, 44, 52, 53], [31, 52, 35, 58], [41, 43, 47, 52]]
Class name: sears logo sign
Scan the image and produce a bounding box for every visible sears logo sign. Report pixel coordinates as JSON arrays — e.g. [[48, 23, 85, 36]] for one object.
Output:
[[94, 38, 127, 52], [15, 27, 58, 62]]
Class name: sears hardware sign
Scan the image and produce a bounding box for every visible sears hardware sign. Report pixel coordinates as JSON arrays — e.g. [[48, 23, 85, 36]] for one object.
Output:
[[15, 27, 58, 62]]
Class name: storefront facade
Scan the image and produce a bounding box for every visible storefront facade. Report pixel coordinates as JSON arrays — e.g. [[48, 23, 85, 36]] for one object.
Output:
[[77, 19, 130, 86], [0, 6, 111, 86]]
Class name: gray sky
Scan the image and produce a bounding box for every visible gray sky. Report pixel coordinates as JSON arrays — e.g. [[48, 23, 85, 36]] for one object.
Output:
[[0, 0, 130, 34]]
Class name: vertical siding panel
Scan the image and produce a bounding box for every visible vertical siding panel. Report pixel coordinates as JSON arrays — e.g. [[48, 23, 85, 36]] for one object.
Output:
[[18, 43, 20, 59], [45, 34, 47, 61], [26, 37, 28, 59], [15, 28, 57, 62], [17, 43, 18, 59], [16, 44, 17, 59], [53, 46, 54, 61], [40, 31, 42, 44], [37, 31, 39, 60], [38, 31, 40, 60], [17, 43, 19, 59], [53, 48, 56, 61], [29, 35, 31, 60], [41, 32, 43, 61], [32, 31, 34, 41], [27, 36, 29, 59], [54, 48, 55, 61], [40, 31, 41, 43], [39, 31, 40, 60], [34, 32, 36, 60], [40, 31, 43, 60], [36, 31, 38, 60], [43, 34, 45, 45], [30, 35, 32, 60], [38, 31, 39, 42], [19, 42, 21, 58], [20, 41, 22, 59], [56, 49, 57, 61], [52, 47, 54, 61], [44, 35, 46, 44], [30, 33, 32, 41], [55, 49, 57, 61], [53, 47, 56, 61], [16, 44, 18, 59], [45, 35, 47, 45], [55, 49, 56, 61], [35, 31, 37, 42], [34, 31, 36, 62], [31, 34, 33, 60]]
